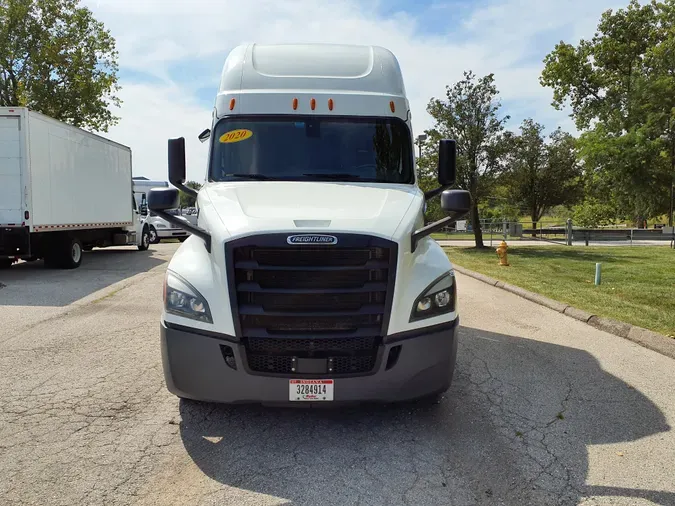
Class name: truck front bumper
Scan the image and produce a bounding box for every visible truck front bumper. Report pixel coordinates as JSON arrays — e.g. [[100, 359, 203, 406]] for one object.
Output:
[[160, 319, 459, 405], [157, 228, 188, 239]]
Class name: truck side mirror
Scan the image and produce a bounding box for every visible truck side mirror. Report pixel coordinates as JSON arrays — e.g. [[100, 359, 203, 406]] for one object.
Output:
[[440, 189, 471, 213], [411, 188, 472, 252], [148, 188, 180, 211], [438, 139, 456, 186], [198, 129, 211, 143], [168, 137, 187, 187]]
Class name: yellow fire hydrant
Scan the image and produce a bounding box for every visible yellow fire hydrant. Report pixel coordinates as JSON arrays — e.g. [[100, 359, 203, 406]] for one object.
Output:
[[496, 240, 510, 266]]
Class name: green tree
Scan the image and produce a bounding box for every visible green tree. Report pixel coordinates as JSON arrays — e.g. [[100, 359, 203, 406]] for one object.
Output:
[[416, 145, 448, 225], [571, 197, 619, 228], [179, 181, 202, 208], [540, 0, 674, 226], [424, 71, 510, 247], [506, 119, 582, 232], [0, 0, 120, 131]]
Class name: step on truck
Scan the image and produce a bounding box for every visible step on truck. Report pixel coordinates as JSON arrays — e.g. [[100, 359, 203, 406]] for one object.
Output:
[[0, 107, 151, 269], [148, 43, 471, 405]]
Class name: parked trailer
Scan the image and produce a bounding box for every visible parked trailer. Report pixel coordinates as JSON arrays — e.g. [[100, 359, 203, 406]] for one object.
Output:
[[0, 107, 150, 269]]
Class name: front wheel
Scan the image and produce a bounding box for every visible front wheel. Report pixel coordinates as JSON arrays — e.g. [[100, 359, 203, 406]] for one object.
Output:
[[138, 227, 150, 251], [149, 226, 160, 244]]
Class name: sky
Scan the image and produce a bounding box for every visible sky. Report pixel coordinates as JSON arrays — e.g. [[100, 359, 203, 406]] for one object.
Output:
[[84, 0, 625, 182]]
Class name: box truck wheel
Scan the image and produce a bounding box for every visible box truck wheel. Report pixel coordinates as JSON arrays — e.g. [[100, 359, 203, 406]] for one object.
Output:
[[63, 237, 84, 269], [45, 236, 83, 269]]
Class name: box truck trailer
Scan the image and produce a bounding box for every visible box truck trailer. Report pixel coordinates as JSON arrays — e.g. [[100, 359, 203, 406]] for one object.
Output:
[[147, 43, 471, 405], [0, 107, 151, 269]]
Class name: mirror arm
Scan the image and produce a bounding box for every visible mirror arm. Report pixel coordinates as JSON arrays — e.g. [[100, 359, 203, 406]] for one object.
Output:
[[411, 209, 469, 252], [175, 183, 198, 199], [424, 185, 448, 201], [153, 210, 212, 253]]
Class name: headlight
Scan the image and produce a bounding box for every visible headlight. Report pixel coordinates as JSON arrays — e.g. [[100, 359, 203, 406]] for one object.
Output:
[[163, 270, 212, 323], [410, 271, 456, 321]]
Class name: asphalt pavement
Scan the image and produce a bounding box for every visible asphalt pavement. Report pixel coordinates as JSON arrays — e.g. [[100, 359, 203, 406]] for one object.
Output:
[[1, 243, 673, 506]]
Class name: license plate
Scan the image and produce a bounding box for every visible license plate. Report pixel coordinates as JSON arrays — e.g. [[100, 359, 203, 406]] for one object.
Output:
[[289, 379, 334, 401]]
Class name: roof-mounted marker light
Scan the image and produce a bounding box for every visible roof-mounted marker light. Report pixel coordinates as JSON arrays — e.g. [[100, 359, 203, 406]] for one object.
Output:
[[328, 99, 334, 111], [390, 101, 396, 113], [229, 98, 236, 110], [292, 98, 298, 110], [310, 98, 316, 110]]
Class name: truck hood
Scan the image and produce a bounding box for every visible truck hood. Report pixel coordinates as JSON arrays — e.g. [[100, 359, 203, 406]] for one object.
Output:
[[202, 181, 420, 240]]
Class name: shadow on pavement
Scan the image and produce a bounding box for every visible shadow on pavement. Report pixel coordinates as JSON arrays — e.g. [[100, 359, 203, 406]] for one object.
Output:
[[0, 246, 169, 307], [178, 327, 671, 505]]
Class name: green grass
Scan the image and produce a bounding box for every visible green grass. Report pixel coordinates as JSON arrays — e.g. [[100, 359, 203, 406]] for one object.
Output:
[[431, 233, 476, 241], [444, 245, 675, 337]]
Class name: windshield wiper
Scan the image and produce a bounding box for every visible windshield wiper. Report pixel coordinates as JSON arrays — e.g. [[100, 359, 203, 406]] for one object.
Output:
[[303, 173, 364, 180], [228, 174, 274, 180]]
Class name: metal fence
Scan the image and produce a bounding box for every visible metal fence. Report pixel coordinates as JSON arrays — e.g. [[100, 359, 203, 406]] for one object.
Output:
[[436, 219, 675, 248]]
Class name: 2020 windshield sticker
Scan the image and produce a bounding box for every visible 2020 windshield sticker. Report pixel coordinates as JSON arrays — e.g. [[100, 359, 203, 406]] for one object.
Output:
[[219, 129, 253, 143]]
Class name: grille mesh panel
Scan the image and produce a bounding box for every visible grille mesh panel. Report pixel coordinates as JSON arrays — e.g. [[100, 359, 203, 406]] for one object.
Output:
[[229, 238, 396, 377]]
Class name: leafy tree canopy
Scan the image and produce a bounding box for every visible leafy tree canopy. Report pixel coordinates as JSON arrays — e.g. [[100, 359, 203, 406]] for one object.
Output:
[[0, 0, 120, 131]]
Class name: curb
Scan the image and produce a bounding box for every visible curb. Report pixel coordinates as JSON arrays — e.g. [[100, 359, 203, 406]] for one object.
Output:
[[453, 265, 675, 361]]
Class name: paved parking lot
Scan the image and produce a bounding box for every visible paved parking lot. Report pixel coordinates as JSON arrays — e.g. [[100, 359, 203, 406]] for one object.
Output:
[[1, 243, 673, 506]]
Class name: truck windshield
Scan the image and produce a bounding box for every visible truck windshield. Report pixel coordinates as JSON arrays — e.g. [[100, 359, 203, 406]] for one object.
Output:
[[209, 116, 413, 183]]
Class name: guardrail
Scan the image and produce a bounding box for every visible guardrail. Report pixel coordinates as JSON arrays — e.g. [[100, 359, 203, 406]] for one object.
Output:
[[438, 220, 675, 247]]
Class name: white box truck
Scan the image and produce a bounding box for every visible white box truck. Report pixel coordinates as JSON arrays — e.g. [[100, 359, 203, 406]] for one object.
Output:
[[0, 107, 151, 269], [147, 43, 471, 405]]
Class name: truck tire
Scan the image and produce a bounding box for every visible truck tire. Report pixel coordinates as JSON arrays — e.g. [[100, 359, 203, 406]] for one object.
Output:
[[45, 236, 83, 269], [60, 237, 84, 269], [138, 227, 151, 251], [149, 226, 160, 244]]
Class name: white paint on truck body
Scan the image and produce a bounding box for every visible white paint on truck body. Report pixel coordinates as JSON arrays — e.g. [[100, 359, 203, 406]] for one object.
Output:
[[0, 114, 23, 226], [164, 43, 456, 337], [0, 107, 134, 232]]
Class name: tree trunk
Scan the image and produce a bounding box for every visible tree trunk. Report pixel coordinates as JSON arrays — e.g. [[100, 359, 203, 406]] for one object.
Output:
[[531, 200, 539, 238], [471, 202, 484, 248]]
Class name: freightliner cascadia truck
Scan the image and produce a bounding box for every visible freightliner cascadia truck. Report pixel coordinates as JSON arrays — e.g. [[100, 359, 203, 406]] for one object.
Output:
[[147, 43, 471, 405]]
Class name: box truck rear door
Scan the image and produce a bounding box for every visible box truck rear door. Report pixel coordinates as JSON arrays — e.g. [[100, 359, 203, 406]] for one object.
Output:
[[0, 116, 23, 226]]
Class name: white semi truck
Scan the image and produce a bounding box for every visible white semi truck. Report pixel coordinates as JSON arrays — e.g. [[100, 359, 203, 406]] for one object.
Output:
[[132, 179, 190, 243], [148, 43, 471, 405], [0, 107, 151, 269]]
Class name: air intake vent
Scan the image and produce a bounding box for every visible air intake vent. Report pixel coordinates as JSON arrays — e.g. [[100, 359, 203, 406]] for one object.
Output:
[[226, 234, 397, 377]]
